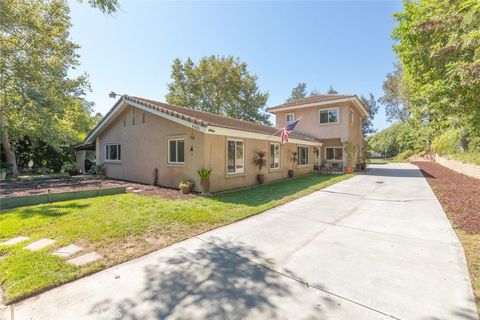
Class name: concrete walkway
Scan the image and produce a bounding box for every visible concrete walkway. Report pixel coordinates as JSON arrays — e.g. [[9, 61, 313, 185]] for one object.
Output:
[[2, 163, 478, 320]]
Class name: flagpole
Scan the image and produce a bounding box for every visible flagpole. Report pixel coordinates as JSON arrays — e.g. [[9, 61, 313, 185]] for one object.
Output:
[[265, 117, 302, 140]]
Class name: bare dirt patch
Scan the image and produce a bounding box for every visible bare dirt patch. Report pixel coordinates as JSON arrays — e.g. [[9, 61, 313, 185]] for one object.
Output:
[[0, 176, 196, 200]]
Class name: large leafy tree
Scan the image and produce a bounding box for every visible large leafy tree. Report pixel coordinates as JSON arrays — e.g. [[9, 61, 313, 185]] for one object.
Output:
[[393, 0, 480, 149], [0, 0, 106, 176], [166, 56, 271, 125], [379, 63, 412, 123]]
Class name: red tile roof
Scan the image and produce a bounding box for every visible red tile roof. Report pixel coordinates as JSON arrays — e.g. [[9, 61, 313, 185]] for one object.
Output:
[[122, 96, 319, 142]]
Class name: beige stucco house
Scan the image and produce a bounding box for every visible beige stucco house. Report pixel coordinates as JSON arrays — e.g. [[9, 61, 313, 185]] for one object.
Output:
[[268, 94, 368, 170], [78, 95, 322, 193]]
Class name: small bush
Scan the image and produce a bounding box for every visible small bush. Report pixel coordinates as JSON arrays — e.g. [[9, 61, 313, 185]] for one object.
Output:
[[395, 149, 415, 161], [432, 129, 461, 155]]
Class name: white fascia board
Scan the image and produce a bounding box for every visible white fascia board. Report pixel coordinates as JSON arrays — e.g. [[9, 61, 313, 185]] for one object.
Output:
[[85, 98, 127, 143], [125, 100, 208, 133], [206, 126, 322, 147], [85, 98, 208, 143], [269, 97, 369, 117]]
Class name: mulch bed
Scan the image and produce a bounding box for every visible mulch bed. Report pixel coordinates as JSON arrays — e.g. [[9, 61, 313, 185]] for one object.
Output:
[[0, 176, 196, 200], [413, 162, 480, 234]]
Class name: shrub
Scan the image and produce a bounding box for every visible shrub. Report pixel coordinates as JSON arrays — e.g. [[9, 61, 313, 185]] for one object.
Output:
[[197, 168, 212, 180], [395, 149, 415, 161], [178, 180, 193, 189], [61, 161, 76, 173], [432, 129, 461, 155]]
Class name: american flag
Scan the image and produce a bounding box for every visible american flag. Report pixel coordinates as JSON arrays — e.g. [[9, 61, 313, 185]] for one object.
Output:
[[280, 119, 299, 144]]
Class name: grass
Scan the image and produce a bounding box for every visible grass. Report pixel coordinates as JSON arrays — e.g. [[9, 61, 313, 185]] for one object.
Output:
[[369, 158, 407, 164], [0, 173, 351, 303], [18, 173, 69, 180]]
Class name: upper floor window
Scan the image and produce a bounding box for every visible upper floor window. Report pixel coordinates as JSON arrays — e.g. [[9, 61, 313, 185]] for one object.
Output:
[[105, 144, 121, 161], [123, 116, 126, 127], [297, 146, 309, 166], [132, 109, 136, 126], [168, 139, 185, 164], [227, 139, 244, 174], [142, 112, 146, 124], [350, 110, 354, 124], [319, 108, 339, 124], [286, 113, 295, 123], [270, 143, 280, 169]]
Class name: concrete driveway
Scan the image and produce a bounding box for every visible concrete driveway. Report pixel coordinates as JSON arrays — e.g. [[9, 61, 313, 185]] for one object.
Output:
[[3, 163, 478, 320]]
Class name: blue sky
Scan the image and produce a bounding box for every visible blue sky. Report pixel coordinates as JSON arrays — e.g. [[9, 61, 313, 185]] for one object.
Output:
[[69, 0, 402, 131]]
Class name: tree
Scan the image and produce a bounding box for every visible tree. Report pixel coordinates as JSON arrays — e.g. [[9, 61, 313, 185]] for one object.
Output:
[[379, 63, 411, 123], [0, 0, 92, 176], [78, 0, 119, 14], [166, 56, 271, 125], [286, 83, 307, 102], [360, 93, 379, 136], [326, 85, 338, 94], [392, 0, 480, 150]]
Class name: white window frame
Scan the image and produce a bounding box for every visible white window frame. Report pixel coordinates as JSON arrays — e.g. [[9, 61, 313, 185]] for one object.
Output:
[[227, 139, 245, 174], [297, 146, 309, 166], [325, 147, 344, 161], [319, 108, 340, 124], [286, 113, 295, 123], [269, 142, 280, 170], [168, 138, 185, 164], [105, 144, 121, 162]]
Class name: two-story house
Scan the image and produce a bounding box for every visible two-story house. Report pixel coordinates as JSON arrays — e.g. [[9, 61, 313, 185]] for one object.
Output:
[[267, 94, 368, 170]]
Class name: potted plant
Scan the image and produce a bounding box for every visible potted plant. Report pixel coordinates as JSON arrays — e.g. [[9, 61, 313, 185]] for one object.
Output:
[[61, 161, 78, 176], [197, 168, 212, 195], [0, 168, 7, 180], [344, 142, 356, 174], [288, 151, 297, 178], [95, 164, 106, 178], [178, 180, 194, 194], [253, 151, 268, 184]]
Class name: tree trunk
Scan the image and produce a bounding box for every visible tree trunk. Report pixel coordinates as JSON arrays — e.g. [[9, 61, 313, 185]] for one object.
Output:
[[460, 134, 468, 152], [0, 115, 18, 177]]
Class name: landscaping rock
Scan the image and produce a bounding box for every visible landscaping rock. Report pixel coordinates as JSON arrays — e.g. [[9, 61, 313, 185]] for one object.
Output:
[[66, 252, 102, 266], [24, 238, 56, 251], [0, 236, 29, 246], [52, 244, 83, 258]]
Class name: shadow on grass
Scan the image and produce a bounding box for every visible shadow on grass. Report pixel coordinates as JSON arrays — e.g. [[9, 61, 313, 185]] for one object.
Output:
[[211, 175, 341, 207], [89, 238, 324, 319], [14, 202, 90, 218]]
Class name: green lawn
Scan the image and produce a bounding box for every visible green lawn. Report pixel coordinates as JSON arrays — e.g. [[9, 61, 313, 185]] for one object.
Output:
[[369, 158, 407, 164], [0, 173, 351, 303]]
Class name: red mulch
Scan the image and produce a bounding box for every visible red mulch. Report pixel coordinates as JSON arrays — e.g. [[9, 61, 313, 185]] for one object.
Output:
[[0, 176, 196, 200], [413, 162, 480, 234]]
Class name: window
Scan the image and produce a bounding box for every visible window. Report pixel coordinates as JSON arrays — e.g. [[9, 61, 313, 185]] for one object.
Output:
[[142, 112, 146, 124], [270, 143, 280, 169], [123, 116, 126, 127], [286, 113, 295, 122], [168, 139, 185, 164], [227, 139, 244, 174], [132, 109, 136, 125], [326, 147, 343, 161], [105, 144, 121, 161], [350, 110, 354, 124], [319, 108, 339, 124], [297, 146, 309, 166]]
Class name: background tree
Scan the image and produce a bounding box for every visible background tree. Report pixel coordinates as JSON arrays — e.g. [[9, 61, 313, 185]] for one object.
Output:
[[326, 85, 338, 94], [360, 93, 379, 136], [392, 0, 480, 150], [78, 0, 120, 14], [0, 0, 101, 176], [286, 83, 307, 102], [166, 56, 271, 125], [379, 63, 411, 123]]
